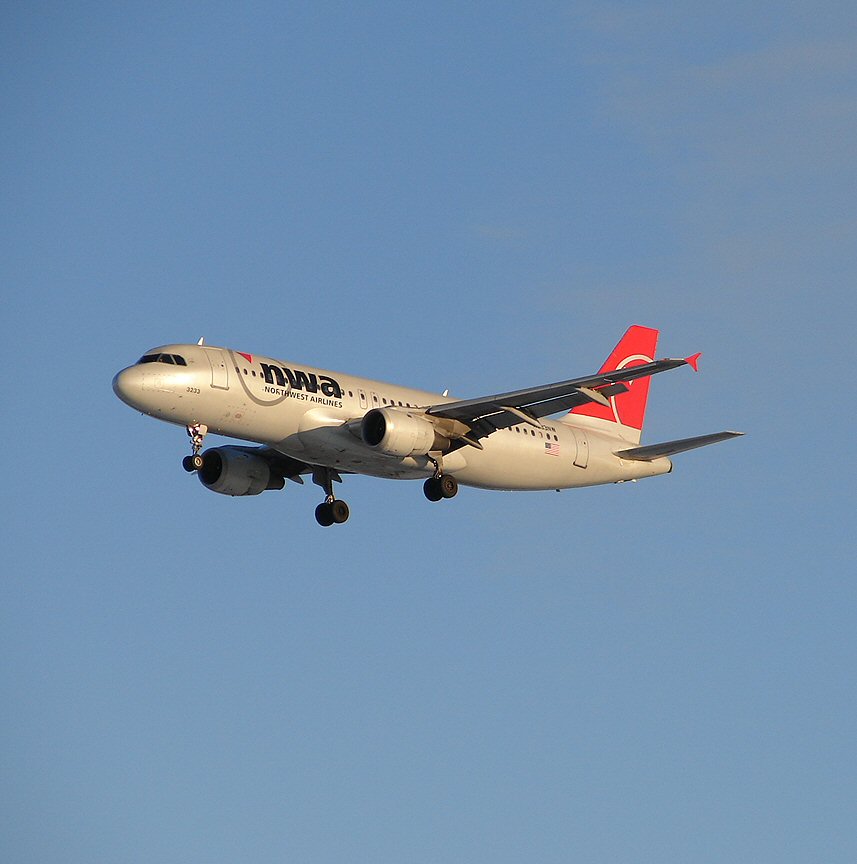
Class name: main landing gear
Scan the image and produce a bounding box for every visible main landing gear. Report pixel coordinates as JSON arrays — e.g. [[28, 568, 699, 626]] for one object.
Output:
[[423, 474, 458, 502], [423, 455, 458, 502], [182, 423, 208, 472], [313, 467, 350, 527]]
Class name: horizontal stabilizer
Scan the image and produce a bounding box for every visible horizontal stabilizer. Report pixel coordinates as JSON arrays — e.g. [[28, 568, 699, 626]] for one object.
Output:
[[615, 431, 744, 461]]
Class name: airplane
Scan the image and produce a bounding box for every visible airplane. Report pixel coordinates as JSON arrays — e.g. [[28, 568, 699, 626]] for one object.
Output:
[[112, 325, 742, 526]]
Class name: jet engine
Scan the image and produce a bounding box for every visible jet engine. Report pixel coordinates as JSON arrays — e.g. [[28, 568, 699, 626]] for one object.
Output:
[[198, 447, 285, 496], [361, 407, 450, 457]]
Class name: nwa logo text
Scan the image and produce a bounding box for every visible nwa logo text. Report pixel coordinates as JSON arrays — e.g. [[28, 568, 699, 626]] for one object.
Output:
[[260, 363, 343, 399]]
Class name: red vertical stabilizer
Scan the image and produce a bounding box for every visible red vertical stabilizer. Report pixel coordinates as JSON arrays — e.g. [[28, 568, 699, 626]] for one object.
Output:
[[568, 325, 659, 434]]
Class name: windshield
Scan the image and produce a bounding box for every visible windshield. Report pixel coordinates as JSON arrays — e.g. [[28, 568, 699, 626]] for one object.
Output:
[[138, 353, 187, 366]]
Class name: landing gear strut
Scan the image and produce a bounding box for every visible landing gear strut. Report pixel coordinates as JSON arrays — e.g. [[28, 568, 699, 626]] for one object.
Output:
[[182, 423, 208, 472], [423, 454, 458, 502], [313, 467, 350, 527]]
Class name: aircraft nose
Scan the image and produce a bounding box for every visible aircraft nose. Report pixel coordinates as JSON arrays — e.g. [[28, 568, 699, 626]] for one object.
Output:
[[112, 366, 141, 407]]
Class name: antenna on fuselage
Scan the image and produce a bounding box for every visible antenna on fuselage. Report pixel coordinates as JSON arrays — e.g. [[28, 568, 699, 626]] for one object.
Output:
[[197, 337, 205, 345]]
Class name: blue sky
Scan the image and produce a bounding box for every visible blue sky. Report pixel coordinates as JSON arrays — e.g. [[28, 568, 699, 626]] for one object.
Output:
[[2, 3, 855, 862]]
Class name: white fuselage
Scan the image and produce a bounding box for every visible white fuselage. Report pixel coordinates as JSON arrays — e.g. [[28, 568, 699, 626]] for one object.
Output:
[[113, 343, 672, 490]]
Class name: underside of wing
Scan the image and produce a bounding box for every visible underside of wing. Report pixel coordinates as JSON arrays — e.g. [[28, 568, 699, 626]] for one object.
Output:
[[231, 445, 313, 482], [425, 357, 691, 441]]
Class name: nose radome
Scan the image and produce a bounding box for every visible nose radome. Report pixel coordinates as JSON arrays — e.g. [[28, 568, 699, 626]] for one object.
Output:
[[112, 366, 140, 407]]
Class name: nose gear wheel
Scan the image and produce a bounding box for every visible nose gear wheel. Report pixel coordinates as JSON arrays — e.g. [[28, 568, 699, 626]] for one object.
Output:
[[183, 424, 208, 472], [182, 453, 205, 472]]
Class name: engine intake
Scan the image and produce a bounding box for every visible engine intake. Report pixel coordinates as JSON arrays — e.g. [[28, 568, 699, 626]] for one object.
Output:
[[361, 407, 449, 457], [198, 447, 285, 496]]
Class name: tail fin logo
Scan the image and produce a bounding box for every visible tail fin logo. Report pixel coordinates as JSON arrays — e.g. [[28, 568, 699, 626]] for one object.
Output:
[[569, 325, 659, 432], [602, 352, 654, 425]]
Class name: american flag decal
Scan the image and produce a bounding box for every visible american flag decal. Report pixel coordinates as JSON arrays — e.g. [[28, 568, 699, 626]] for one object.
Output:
[[544, 441, 560, 456]]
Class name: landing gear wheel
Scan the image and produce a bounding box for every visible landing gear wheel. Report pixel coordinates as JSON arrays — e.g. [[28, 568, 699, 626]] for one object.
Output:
[[330, 499, 350, 524], [424, 475, 458, 501], [315, 502, 335, 527], [312, 468, 350, 526], [423, 478, 443, 502], [439, 474, 458, 499], [182, 454, 205, 472]]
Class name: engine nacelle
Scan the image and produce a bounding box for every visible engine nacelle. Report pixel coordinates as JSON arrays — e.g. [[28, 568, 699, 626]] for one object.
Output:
[[198, 447, 285, 496], [361, 407, 449, 457]]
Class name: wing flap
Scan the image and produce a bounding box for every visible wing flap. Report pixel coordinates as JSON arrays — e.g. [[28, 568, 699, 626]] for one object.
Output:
[[615, 431, 744, 461]]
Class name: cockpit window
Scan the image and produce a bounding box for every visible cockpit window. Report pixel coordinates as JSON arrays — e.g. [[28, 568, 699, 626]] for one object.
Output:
[[138, 353, 186, 365]]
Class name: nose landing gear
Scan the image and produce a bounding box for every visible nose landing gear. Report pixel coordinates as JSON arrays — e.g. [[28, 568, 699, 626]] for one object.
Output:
[[182, 423, 208, 472]]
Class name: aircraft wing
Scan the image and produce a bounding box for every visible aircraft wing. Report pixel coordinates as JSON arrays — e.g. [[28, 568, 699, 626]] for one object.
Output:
[[229, 445, 312, 482], [615, 431, 744, 461], [425, 356, 693, 440]]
